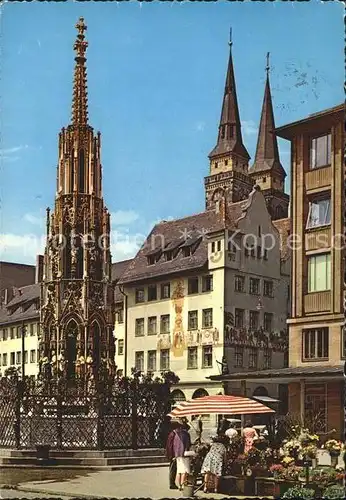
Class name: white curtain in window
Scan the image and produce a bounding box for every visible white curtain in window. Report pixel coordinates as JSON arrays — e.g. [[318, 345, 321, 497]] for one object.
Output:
[[308, 254, 331, 292]]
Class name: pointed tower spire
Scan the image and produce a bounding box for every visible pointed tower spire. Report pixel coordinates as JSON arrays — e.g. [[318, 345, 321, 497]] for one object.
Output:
[[208, 29, 250, 160], [250, 52, 284, 174], [249, 53, 289, 220], [72, 17, 88, 127]]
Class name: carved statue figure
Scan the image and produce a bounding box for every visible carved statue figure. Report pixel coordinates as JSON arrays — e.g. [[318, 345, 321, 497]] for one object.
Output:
[[39, 352, 51, 379], [58, 350, 66, 376], [51, 350, 58, 376], [86, 350, 93, 377], [75, 349, 85, 377]]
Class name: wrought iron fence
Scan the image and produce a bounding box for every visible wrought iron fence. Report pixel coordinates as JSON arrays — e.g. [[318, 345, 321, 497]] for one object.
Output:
[[0, 374, 171, 450]]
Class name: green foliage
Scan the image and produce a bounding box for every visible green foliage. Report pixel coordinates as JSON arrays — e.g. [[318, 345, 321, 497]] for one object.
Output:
[[323, 485, 346, 500], [282, 485, 315, 499]]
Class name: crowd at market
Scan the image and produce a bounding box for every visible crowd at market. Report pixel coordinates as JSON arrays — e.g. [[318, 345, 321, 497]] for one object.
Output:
[[165, 416, 345, 499]]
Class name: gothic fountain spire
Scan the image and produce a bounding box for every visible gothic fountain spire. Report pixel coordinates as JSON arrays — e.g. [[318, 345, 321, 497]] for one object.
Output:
[[72, 17, 89, 127]]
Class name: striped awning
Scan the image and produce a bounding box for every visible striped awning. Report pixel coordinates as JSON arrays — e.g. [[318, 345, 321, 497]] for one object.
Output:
[[167, 394, 275, 417]]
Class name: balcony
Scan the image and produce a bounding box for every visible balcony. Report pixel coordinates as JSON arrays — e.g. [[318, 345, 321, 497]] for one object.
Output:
[[305, 166, 331, 192], [305, 227, 331, 251], [304, 291, 331, 314]]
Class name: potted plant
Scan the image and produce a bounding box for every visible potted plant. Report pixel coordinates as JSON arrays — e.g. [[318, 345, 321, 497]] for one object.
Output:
[[301, 444, 318, 468], [324, 440, 342, 468], [281, 485, 315, 499], [270, 463, 284, 479], [323, 485, 346, 499]]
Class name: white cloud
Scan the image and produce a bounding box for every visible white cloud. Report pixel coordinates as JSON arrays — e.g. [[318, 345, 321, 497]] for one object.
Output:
[[195, 121, 206, 132], [0, 145, 29, 163], [241, 120, 257, 136], [24, 213, 45, 227], [0, 233, 45, 264], [110, 210, 139, 226]]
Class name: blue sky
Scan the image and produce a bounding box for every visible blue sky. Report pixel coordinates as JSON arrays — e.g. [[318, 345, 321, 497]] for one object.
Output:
[[0, 0, 343, 264]]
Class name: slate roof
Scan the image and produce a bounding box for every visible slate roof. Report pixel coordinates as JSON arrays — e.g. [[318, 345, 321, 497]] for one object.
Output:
[[272, 218, 291, 261], [119, 200, 251, 285], [0, 284, 40, 326], [111, 259, 133, 303]]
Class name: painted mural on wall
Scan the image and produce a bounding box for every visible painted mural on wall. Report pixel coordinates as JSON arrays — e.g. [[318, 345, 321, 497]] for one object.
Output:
[[186, 328, 220, 346], [171, 279, 186, 357]]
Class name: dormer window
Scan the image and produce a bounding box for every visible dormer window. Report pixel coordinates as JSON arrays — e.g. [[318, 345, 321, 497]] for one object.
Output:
[[146, 247, 162, 266], [183, 247, 193, 258], [165, 251, 173, 262], [147, 255, 156, 266]]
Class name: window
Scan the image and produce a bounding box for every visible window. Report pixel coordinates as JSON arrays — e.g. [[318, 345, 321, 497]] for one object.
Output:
[[183, 247, 193, 258], [310, 133, 331, 169], [135, 288, 145, 303], [165, 251, 173, 262], [307, 197, 331, 228], [303, 328, 329, 360], [187, 347, 198, 369], [308, 253, 331, 292], [188, 311, 198, 330], [202, 309, 213, 328], [228, 240, 237, 253], [148, 316, 157, 335], [30, 350, 36, 363], [235, 309, 244, 328], [235, 347, 243, 367], [3, 353, 7, 366], [161, 283, 170, 299], [249, 311, 259, 330], [16, 326, 21, 338], [118, 340, 124, 355], [117, 309, 124, 324], [188, 277, 199, 295], [264, 313, 273, 332], [249, 348, 258, 369], [10, 352, 15, 365], [264, 280, 274, 297], [225, 159, 228, 166], [202, 275, 213, 293], [215, 161, 219, 168], [211, 242, 216, 253], [249, 278, 260, 295], [264, 349, 272, 369], [160, 349, 170, 370], [24, 351, 28, 364], [10, 328, 15, 339], [30, 323, 34, 336], [16, 352, 21, 365], [217, 241, 221, 251], [304, 384, 327, 433], [202, 346, 213, 368], [147, 350, 157, 372], [147, 255, 156, 266], [148, 285, 157, 301], [262, 177, 266, 183], [3, 328, 8, 340], [135, 351, 144, 371], [135, 318, 145, 337], [235, 275, 245, 293], [160, 314, 170, 334]]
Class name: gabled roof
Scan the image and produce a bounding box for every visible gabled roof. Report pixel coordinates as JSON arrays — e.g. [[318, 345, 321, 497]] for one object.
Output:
[[0, 283, 40, 326], [111, 259, 133, 282], [119, 196, 256, 285]]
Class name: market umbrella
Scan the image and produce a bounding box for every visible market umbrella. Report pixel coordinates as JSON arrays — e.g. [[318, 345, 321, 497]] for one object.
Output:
[[167, 394, 275, 418]]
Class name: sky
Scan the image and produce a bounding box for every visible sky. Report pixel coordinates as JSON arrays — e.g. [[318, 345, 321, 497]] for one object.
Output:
[[0, 0, 343, 265]]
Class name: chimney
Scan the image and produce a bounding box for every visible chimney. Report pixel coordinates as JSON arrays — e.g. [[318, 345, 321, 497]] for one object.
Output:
[[35, 254, 44, 284]]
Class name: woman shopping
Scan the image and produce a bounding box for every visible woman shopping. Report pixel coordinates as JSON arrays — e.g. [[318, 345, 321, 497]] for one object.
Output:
[[201, 434, 227, 493]]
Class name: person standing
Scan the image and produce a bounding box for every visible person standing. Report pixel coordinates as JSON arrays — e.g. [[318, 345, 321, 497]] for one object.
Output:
[[165, 420, 180, 489], [225, 423, 238, 444], [172, 421, 191, 490], [201, 434, 227, 493], [242, 421, 258, 453]]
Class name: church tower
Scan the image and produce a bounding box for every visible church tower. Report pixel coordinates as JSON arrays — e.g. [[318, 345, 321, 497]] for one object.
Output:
[[39, 18, 115, 379], [249, 54, 289, 220], [205, 31, 254, 210]]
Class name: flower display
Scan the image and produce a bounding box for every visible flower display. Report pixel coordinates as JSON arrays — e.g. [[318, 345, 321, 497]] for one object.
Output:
[[324, 440, 343, 454], [282, 455, 295, 466], [269, 464, 284, 474], [301, 443, 318, 459]]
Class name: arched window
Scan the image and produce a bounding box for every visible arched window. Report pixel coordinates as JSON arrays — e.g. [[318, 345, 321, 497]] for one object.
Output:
[[70, 148, 75, 192], [253, 386, 268, 397], [171, 389, 186, 405], [91, 321, 101, 369], [65, 319, 79, 379], [63, 230, 72, 278], [192, 388, 209, 399], [72, 235, 84, 279], [78, 149, 85, 193]]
